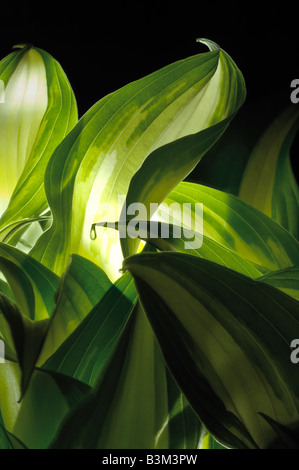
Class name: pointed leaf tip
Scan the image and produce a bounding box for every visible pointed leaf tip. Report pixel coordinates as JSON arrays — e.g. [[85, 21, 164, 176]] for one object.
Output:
[[196, 38, 220, 51]]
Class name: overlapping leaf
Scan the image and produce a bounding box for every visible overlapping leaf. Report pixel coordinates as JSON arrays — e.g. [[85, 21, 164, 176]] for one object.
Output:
[[39, 270, 136, 385], [49, 304, 203, 449], [1, 39, 297, 451], [121, 39, 245, 259], [93, 220, 268, 279], [30, 39, 245, 281], [0, 292, 48, 398], [123, 252, 299, 449], [162, 182, 299, 271], [11, 368, 92, 449], [36, 254, 113, 366]]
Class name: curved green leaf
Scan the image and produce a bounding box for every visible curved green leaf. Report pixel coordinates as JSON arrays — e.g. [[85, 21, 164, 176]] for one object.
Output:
[[123, 252, 299, 449], [239, 106, 299, 239], [36, 254, 113, 366], [121, 40, 245, 258], [0, 278, 14, 300], [0, 292, 48, 399], [39, 271, 136, 386], [93, 220, 268, 279], [0, 216, 51, 249], [0, 242, 59, 321], [0, 257, 36, 321], [0, 45, 77, 233], [162, 182, 299, 271], [30, 40, 245, 282], [0, 251, 114, 401]]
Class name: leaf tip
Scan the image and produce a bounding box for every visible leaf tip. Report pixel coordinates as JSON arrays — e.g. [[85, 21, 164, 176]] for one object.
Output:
[[196, 38, 220, 52], [90, 224, 97, 241]]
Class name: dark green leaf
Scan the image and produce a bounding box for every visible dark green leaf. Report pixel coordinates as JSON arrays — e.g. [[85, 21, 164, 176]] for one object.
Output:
[[239, 106, 299, 239], [123, 252, 299, 449], [12, 368, 91, 449], [258, 267, 299, 301]]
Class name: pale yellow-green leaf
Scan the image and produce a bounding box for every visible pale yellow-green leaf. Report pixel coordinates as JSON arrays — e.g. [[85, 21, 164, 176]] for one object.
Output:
[[0, 48, 47, 216]]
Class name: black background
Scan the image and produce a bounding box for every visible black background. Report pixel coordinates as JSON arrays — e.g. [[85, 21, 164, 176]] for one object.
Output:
[[0, 1, 298, 176]]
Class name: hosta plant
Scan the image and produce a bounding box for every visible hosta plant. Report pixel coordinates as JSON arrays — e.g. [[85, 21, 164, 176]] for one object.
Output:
[[0, 40, 299, 450]]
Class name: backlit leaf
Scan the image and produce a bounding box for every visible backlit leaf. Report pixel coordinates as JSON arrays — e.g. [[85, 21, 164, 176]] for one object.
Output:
[[30, 40, 245, 281], [0, 45, 77, 236], [162, 182, 299, 271]]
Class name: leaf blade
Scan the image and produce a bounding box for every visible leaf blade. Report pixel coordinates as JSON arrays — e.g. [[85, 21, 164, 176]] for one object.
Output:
[[49, 303, 203, 449], [0, 45, 77, 231], [30, 42, 245, 282], [123, 251, 299, 449], [239, 106, 299, 239], [162, 182, 299, 271]]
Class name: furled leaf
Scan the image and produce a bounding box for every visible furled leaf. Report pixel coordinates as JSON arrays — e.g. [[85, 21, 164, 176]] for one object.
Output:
[[239, 106, 299, 239], [162, 182, 299, 271], [123, 252, 299, 449], [49, 303, 203, 449], [30, 39, 245, 281], [0, 44, 77, 234]]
